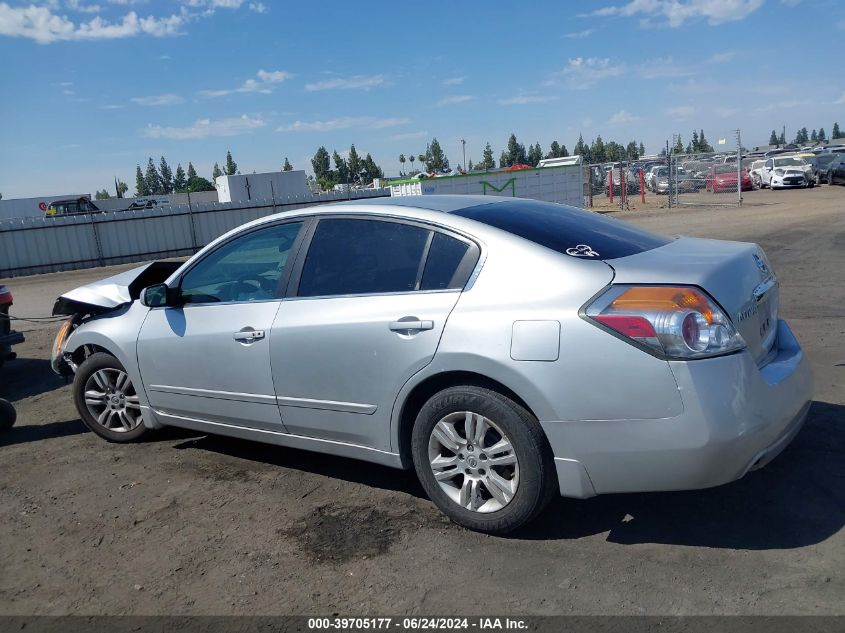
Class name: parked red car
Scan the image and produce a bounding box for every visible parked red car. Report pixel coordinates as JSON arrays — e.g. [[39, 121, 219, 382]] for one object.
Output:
[[706, 164, 753, 193]]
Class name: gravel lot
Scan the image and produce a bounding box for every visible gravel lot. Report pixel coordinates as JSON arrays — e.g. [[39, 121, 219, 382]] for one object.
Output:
[[1, 186, 843, 616]]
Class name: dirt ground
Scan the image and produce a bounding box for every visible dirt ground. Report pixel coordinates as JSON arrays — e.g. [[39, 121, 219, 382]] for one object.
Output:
[[1, 186, 843, 616]]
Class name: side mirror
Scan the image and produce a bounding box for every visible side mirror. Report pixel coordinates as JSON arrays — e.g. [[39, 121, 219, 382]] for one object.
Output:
[[140, 283, 178, 308]]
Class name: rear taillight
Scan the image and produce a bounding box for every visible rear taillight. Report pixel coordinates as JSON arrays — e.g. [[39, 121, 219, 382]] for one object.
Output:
[[585, 285, 746, 360], [0, 286, 12, 306]]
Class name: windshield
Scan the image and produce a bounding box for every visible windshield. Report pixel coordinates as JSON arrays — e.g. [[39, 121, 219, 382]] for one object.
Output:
[[714, 165, 738, 174], [773, 157, 806, 167]]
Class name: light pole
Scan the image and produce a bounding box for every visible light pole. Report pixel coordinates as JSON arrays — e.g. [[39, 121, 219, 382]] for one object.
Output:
[[461, 138, 466, 173]]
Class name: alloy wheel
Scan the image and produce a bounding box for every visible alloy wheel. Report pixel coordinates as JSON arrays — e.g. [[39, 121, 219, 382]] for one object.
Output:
[[427, 411, 520, 513], [83, 368, 142, 432]]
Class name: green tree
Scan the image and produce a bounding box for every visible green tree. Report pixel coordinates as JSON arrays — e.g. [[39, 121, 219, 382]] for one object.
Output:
[[691, 130, 700, 152], [638, 141, 645, 157], [778, 130, 786, 145], [212, 162, 223, 180], [503, 133, 526, 167], [424, 138, 448, 172], [672, 136, 684, 155], [697, 129, 713, 152], [332, 150, 348, 184], [408, 154, 416, 173], [187, 162, 197, 180], [95, 189, 110, 200], [186, 175, 215, 192], [348, 145, 363, 183], [398, 153, 406, 175], [467, 159, 474, 171], [283, 157, 293, 171], [528, 142, 543, 166], [592, 135, 607, 162], [224, 150, 238, 176], [173, 164, 187, 192], [794, 127, 809, 144], [547, 140, 562, 159], [417, 154, 425, 169], [159, 156, 174, 194], [114, 178, 128, 198], [135, 165, 147, 197], [144, 158, 161, 195], [818, 128, 827, 142], [626, 141, 639, 160], [499, 150, 508, 168], [811, 129, 818, 142], [362, 153, 383, 183], [311, 146, 331, 183], [479, 142, 495, 170], [769, 130, 779, 146], [833, 122, 841, 140], [574, 134, 591, 163]]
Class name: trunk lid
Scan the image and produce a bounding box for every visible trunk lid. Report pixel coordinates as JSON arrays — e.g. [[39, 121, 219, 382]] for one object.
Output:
[[607, 237, 779, 365]]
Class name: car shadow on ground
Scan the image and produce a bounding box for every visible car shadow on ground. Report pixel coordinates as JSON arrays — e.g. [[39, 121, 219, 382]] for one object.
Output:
[[172, 434, 426, 497], [0, 357, 66, 402], [518, 400, 844, 549], [0, 418, 87, 447], [172, 400, 843, 550]]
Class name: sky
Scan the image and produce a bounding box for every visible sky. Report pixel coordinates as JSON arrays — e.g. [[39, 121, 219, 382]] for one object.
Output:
[[1, 0, 843, 198]]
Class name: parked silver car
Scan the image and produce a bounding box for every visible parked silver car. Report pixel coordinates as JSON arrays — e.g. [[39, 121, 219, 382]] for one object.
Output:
[[51, 196, 813, 534]]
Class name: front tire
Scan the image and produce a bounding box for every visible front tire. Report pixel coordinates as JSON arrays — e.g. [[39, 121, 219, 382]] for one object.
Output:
[[411, 386, 557, 535], [73, 352, 149, 442]]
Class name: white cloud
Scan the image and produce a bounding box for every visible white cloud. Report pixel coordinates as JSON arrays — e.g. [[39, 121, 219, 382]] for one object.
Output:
[[666, 105, 696, 118], [144, 114, 266, 140], [0, 4, 185, 43], [585, 0, 764, 27], [199, 68, 291, 97], [98, 103, 125, 109], [131, 93, 183, 106], [608, 109, 639, 124], [781, 0, 802, 6], [565, 29, 594, 38], [66, 0, 103, 14], [707, 50, 736, 63], [248, 2, 267, 12], [436, 95, 474, 106], [835, 92, 845, 105], [304, 74, 385, 91], [636, 56, 694, 79], [277, 116, 410, 132], [389, 130, 429, 141], [545, 57, 623, 88], [442, 76, 464, 86], [497, 95, 559, 105]]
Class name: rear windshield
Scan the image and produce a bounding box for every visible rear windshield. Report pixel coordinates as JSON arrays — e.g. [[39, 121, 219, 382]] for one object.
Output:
[[452, 200, 672, 260]]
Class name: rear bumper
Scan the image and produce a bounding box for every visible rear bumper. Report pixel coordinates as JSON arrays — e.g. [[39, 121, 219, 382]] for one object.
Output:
[[542, 319, 813, 498]]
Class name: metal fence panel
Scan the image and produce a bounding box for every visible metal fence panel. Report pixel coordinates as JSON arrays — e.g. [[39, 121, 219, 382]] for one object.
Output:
[[0, 189, 389, 278]]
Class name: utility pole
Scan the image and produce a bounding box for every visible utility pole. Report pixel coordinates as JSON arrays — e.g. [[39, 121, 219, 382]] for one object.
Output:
[[460, 138, 466, 173]]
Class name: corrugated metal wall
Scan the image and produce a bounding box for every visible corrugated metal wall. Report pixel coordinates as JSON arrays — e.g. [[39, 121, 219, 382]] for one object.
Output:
[[0, 190, 389, 278]]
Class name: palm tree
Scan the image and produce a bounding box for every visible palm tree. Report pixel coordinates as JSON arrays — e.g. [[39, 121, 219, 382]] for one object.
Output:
[[408, 154, 415, 173], [399, 154, 406, 176]]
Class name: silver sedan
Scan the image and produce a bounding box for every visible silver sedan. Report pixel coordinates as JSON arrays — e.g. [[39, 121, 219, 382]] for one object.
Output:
[[51, 196, 813, 534]]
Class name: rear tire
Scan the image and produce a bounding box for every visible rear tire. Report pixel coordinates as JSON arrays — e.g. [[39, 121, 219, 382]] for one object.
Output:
[[411, 386, 557, 535], [73, 352, 150, 443], [0, 399, 15, 432]]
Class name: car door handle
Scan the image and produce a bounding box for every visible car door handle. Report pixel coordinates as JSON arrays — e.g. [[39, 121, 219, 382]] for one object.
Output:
[[233, 329, 265, 342], [389, 319, 434, 332]]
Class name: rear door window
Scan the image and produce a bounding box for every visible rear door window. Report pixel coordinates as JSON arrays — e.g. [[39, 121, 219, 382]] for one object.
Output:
[[420, 232, 475, 290], [452, 200, 671, 261], [297, 218, 430, 297]]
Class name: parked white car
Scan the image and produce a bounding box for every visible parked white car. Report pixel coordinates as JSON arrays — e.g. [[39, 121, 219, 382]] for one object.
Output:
[[749, 160, 767, 189], [759, 155, 814, 189]]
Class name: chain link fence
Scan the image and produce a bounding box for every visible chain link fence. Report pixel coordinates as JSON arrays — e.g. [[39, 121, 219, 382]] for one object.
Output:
[[669, 131, 746, 207]]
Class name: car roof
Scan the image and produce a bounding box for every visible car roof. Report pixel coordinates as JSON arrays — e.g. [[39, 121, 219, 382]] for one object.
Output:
[[327, 194, 499, 214]]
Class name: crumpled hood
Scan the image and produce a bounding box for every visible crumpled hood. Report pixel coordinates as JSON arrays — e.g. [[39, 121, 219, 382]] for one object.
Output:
[[53, 261, 182, 315]]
